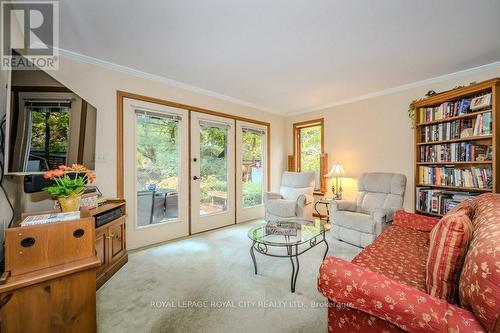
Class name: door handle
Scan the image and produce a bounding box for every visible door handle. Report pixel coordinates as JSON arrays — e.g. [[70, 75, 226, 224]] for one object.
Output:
[[193, 176, 200, 180]]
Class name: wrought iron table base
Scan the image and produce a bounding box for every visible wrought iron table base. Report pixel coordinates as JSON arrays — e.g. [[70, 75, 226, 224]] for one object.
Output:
[[250, 233, 329, 293]]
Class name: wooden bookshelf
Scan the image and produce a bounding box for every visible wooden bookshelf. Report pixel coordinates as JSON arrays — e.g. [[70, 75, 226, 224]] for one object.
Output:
[[413, 78, 500, 217]]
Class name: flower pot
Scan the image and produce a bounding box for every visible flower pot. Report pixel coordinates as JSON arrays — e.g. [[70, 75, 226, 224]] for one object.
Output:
[[58, 194, 82, 212]]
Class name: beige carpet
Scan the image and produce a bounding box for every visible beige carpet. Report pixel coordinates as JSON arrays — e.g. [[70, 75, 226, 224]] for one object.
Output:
[[97, 220, 362, 333]]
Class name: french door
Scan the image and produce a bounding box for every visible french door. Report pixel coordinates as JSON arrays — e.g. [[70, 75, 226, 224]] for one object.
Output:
[[236, 121, 267, 223], [123, 99, 267, 248], [123, 98, 189, 249], [190, 112, 235, 233]]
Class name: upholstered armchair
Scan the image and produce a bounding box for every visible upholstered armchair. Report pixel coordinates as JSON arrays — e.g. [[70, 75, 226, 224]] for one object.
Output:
[[330, 172, 406, 247], [264, 171, 315, 222]]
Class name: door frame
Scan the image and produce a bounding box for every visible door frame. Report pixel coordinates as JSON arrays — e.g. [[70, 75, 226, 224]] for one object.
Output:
[[117, 91, 271, 240]]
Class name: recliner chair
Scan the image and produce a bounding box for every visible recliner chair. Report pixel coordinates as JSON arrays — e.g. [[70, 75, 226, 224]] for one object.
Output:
[[264, 171, 315, 222], [330, 172, 406, 248]]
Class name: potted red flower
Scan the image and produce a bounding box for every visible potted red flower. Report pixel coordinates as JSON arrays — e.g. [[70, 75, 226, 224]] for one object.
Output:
[[43, 164, 96, 212]]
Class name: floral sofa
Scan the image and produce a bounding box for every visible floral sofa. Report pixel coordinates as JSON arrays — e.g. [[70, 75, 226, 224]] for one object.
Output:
[[318, 193, 499, 333]]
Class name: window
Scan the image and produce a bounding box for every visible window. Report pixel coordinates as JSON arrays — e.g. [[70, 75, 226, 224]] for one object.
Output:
[[293, 119, 325, 192]]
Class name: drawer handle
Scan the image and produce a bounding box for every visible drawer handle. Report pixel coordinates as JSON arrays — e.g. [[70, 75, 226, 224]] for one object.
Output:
[[0, 293, 12, 309], [73, 228, 85, 238], [20, 237, 35, 248]]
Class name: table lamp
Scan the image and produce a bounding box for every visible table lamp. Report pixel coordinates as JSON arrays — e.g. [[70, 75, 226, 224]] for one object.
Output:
[[325, 163, 344, 200]]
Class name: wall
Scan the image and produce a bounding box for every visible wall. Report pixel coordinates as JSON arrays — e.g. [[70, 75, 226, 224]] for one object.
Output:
[[14, 55, 287, 212], [0, 61, 12, 262], [287, 67, 500, 211]]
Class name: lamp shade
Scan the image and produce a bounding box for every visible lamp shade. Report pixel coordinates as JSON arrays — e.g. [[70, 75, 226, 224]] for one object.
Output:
[[325, 163, 344, 178]]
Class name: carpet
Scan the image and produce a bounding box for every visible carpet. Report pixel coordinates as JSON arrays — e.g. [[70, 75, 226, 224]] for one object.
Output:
[[97, 220, 362, 333]]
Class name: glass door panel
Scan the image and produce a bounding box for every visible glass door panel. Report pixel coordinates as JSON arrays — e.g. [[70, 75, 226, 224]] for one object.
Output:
[[242, 128, 264, 207], [123, 98, 189, 250], [236, 122, 267, 223], [199, 122, 229, 215], [136, 111, 180, 226]]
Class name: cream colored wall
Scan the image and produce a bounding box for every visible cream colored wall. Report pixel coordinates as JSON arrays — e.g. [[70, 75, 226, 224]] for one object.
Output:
[[17, 55, 287, 212], [287, 67, 500, 212]]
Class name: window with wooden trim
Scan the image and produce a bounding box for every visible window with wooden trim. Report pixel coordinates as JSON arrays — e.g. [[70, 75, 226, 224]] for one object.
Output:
[[292, 119, 326, 193]]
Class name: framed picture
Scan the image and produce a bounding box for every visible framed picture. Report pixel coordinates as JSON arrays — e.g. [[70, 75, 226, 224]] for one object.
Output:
[[470, 93, 492, 110]]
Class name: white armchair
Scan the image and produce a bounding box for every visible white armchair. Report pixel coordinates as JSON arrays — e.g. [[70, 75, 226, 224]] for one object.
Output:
[[330, 172, 406, 248], [264, 171, 316, 222]]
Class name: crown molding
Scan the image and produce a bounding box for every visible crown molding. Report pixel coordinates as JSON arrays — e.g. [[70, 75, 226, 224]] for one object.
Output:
[[288, 60, 500, 116], [55, 47, 284, 116], [55, 47, 500, 118]]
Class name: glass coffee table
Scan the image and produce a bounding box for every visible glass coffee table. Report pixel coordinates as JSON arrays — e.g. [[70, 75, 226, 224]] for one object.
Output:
[[248, 219, 329, 293]]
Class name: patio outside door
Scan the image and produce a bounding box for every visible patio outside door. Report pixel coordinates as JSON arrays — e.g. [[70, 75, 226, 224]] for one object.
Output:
[[123, 98, 189, 249], [190, 112, 235, 233]]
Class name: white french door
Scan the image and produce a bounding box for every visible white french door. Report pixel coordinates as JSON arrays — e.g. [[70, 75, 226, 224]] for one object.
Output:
[[123, 98, 189, 249], [236, 121, 267, 223], [190, 112, 235, 233]]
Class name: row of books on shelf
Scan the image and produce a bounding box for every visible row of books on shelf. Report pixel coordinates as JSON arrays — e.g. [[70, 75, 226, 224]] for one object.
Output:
[[473, 112, 492, 136], [418, 166, 492, 189], [419, 142, 491, 163], [418, 93, 492, 123], [421, 118, 470, 142], [420, 112, 492, 142], [416, 188, 479, 215]]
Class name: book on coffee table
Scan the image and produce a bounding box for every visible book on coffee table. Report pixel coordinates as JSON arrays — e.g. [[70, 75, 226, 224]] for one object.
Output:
[[265, 222, 299, 236]]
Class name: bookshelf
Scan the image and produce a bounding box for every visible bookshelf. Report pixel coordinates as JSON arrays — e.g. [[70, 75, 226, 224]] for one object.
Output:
[[413, 78, 500, 217]]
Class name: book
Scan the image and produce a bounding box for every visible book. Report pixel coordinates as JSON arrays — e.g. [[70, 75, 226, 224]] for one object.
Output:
[[265, 222, 299, 236], [21, 211, 81, 227], [470, 93, 492, 111]]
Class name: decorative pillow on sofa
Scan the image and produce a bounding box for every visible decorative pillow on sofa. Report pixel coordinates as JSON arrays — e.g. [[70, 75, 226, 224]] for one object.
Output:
[[426, 211, 473, 303], [447, 199, 475, 219]]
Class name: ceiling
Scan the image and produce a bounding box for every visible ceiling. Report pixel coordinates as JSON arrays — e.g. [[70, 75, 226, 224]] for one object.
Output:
[[58, 0, 500, 115]]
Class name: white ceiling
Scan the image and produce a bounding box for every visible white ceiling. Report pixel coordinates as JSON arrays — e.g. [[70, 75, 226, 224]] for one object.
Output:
[[59, 0, 500, 115]]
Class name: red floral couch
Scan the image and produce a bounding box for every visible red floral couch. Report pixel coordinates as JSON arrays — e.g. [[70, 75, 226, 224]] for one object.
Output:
[[318, 193, 500, 333]]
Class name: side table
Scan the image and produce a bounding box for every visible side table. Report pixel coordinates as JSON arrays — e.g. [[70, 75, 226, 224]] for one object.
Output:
[[314, 198, 336, 230]]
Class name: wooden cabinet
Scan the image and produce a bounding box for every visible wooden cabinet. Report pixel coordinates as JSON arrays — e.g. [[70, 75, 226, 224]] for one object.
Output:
[[88, 201, 128, 289], [0, 267, 97, 333], [109, 219, 126, 264], [0, 217, 100, 333], [95, 227, 108, 278]]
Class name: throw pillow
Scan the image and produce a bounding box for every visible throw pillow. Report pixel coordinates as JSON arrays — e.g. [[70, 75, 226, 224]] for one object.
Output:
[[426, 211, 473, 303], [447, 199, 475, 220]]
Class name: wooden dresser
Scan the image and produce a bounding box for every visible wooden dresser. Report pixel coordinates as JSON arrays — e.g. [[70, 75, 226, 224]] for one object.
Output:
[[0, 214, 100, 332], [87, 200, 128, 289]]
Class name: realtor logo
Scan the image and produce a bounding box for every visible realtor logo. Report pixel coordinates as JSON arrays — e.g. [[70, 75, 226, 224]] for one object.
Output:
[[1, 1, 59, 70]]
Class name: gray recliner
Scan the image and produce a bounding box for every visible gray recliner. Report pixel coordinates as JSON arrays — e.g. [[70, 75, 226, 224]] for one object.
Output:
[[330, 172, 406, 248], [264, 171, 315, 222]]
